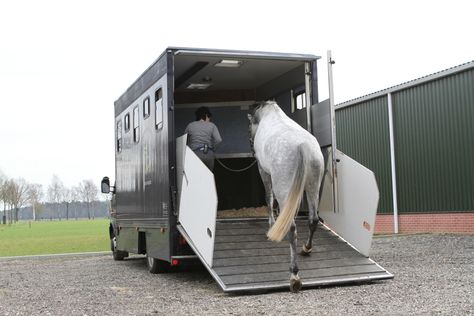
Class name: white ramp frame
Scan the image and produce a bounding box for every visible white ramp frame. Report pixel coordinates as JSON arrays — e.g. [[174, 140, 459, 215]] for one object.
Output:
[[176, 134, 188, 212], [178, 145, 217, 267], [319, 148, 379, 257]]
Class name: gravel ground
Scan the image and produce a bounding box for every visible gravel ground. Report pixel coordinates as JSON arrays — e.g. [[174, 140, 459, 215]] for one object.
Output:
[[0, 234, 473, 316]]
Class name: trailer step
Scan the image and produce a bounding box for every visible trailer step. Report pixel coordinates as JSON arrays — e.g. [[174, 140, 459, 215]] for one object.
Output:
[[177, 219, 393, 293]]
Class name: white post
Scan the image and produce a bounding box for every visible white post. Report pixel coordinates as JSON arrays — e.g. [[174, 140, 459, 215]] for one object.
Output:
[[387, 93, 399, 233], [305, 62, 312, 133], [327, 50, 339, 213]]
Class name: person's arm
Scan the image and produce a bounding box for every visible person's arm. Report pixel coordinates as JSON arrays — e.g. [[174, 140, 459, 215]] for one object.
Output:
[[212, 124, 222, 148]]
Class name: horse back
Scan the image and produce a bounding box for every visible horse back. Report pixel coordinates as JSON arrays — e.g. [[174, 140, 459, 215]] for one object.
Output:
[[254, 112, 322, 174]]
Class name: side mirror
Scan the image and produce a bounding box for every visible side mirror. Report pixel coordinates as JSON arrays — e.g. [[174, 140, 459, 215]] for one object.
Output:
[[101, 176, 110, 194]]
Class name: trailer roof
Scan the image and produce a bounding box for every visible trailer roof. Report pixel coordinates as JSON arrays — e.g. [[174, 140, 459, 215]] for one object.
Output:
[[115, 47, 320, 114], [169, 47, 320, 62]]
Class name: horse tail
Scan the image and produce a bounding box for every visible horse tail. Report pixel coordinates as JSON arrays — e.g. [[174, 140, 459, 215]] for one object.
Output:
[[267, 143, 309, 242]]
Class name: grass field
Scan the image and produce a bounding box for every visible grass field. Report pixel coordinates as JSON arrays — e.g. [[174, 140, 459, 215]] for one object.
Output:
[[0, 219, 110, 257]]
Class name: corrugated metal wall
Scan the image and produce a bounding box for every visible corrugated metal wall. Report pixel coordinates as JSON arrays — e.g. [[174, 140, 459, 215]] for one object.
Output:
[[393, 68, 474, 212], [335, 65, 474, 214], [336, 96, 393, 214]]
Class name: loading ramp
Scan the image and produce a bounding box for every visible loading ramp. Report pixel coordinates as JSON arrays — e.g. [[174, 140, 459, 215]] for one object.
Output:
[[178, 218, 393, 293]]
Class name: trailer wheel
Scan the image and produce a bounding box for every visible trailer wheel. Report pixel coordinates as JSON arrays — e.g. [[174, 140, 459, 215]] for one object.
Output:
[[111, 236, 128, 261], [147, 256, 171, 274]]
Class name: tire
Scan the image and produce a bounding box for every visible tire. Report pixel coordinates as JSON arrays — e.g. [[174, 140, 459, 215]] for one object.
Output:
[[111, 236, 128, 261], [147, 255, 171, 274]]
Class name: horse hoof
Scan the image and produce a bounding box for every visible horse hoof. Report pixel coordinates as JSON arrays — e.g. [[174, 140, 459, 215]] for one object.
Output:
[[290, 276, 302, 293], [300, 244, 312, 256]]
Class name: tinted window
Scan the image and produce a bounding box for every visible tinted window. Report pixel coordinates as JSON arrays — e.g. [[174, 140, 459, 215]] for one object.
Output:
[[116, 120, 122, 152], [155, 88, 163, 130], [124, 113, 130, 132], [143, 97, 150, 119], [133, 106, 140, 143]]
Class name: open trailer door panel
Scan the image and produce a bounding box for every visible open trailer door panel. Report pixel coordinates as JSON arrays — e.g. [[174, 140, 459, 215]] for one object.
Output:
[[318, 148, 379, 257], [177, 141, 217, 267]]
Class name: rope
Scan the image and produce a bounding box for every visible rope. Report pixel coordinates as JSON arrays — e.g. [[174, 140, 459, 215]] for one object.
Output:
[[216, 158, 257, 173]]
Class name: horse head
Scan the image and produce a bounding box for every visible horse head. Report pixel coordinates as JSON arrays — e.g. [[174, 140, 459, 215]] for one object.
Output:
[[247, 101, 277, 140]]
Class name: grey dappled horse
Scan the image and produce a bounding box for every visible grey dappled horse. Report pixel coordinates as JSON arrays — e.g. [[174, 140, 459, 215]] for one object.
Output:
[[248, 101, 324, 292]]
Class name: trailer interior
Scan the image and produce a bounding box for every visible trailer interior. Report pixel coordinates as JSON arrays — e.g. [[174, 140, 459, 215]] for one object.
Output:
[[173, 52, 312, 214]]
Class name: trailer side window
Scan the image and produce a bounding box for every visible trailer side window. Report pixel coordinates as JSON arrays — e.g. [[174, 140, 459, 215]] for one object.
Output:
[[143, 97, 150, 119], [155, 88, 163, 130], [124, 113, 130, 132], [133, 106, 140, 143], [296, 92, 306, 110], [116, 120, 122, 152], [291, 89, 307, 112], [298, 93, 306, 109]]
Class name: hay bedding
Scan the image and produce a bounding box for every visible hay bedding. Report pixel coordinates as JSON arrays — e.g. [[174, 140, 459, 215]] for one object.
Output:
[[217, 206, 268, 218]]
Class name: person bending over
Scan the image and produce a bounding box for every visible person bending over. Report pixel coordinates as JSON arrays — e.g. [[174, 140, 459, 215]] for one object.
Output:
[[185, 106, 222, 171]]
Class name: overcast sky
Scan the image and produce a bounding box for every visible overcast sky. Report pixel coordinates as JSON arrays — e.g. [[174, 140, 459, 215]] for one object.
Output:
[[0, 0, 473, 189]]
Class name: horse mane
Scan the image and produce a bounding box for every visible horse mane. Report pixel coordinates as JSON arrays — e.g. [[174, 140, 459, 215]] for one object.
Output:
[[248, 101, 280, 144], [252, 101, 279, 123]]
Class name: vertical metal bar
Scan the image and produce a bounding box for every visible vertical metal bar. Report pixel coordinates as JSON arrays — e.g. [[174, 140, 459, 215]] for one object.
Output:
[[305, 62, 312, 132], [327, 51, 339, 213], [387, 93, 399, 233]]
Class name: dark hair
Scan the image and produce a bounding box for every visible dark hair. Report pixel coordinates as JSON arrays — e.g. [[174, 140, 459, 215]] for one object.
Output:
[[195, 106, 212, 121]]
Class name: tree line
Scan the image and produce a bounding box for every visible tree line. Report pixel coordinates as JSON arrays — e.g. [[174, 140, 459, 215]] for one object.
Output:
[[0, 170, 104, 224]]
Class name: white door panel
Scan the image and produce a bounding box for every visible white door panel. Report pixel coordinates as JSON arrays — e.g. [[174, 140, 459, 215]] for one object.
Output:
[[176, 134, 188, 211], [319, 148, 379, 257], [178, 146, 217, 267]]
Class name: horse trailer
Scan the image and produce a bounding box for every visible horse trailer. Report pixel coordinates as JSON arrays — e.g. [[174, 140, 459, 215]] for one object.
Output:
[[101, 47, 393, 292]]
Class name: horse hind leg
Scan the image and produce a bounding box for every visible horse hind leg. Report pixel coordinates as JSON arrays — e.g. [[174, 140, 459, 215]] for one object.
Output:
[[267, 192, 275, 227], [301, 189, 320, 256], [258, 167, 275, 227], [288, 220, 302, 292]]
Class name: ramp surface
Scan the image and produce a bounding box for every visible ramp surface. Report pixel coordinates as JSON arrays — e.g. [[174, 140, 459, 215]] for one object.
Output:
[[178, 218, 393, 293]]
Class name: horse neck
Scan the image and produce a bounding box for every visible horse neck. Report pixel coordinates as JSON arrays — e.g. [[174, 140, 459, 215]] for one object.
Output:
[[258, 105, 281, 122], [259, 106, 289, 127]]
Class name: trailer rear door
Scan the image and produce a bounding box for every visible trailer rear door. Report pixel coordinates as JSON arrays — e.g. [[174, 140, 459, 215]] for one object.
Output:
[[177, 143, 218, 266]]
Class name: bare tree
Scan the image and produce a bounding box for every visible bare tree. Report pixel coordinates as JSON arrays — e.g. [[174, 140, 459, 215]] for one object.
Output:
[[9, 178, 29, 222], [28, 183, 43, 221], [70, 186, 80, 220], [48, 175, 65, 220], [79, 180, 98, 219], [62, 187, 72, 220], [0, 170, 7, 224], [3, 179, 14, 223]]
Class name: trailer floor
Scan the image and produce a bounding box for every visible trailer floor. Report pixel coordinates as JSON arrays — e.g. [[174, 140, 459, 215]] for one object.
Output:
[[179, 218, 393, 293]]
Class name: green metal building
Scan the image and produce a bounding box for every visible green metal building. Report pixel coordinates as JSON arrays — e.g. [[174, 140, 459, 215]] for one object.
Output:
[[335, 61, 474, 232]]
